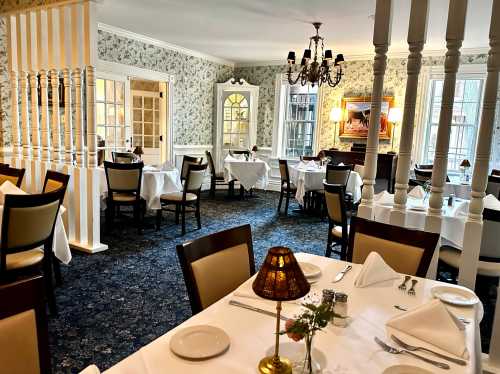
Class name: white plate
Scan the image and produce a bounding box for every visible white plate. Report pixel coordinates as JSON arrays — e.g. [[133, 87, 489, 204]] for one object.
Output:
[[383, 365, 433, 374], [170, 325, 230, 359], [299, 262, 321, 278], [431, 285, 480, 306]]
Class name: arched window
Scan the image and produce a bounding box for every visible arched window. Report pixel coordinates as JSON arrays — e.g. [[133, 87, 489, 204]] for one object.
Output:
[[223, 93, 249, 148]]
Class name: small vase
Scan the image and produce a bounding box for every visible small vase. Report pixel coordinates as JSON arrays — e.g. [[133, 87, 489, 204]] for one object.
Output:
[[301, 333, 317, 374]]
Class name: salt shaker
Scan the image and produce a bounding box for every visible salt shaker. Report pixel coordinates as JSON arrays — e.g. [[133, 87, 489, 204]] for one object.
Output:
[[333, 292, 348, 327], [322, 289, 336, 323]]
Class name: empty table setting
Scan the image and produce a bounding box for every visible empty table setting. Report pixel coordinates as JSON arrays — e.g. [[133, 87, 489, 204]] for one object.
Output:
[[103, 252, 480, 374], [289, 160, 363, 206], [224, 154, 270, 191]]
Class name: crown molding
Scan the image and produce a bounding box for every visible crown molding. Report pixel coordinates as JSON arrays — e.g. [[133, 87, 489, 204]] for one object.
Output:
[[98, 23, 235, 67], [234, 47, 490, 68]]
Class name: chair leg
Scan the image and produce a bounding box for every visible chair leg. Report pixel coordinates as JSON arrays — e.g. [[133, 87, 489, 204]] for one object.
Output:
[[43, 250, 57, 316], [196, 200, 201, 230], [228, 180, 234, 197], [210, 178, 216, 198], [278, 190, 284, 213], [156, 208, 162, 230], [284, 190, 290, 215], [181, 204, 186, 235], [340, 240, 348, 261], [239, 185, 244, 198], [175, 204, 180, 224], [52, 254, 62, 286]]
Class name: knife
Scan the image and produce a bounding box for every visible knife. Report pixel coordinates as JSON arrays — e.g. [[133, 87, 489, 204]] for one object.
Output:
[[229, 300, 290, 321], [332, 265, 352, 283]]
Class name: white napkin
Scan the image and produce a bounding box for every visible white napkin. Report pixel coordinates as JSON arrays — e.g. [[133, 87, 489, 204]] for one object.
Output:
[[338, 162, 344, 166], [79, 365, 100, 374], [307, 160, 317, 168], [143, 165, 158, 172], [387, 299, 469, 359], [354, 252, 399, 288], [233, 281, 302, 304], [484, 194, 500, 210], [374, 190, 394, 205], [0, 180, 26, 205], [408, 185, 425, 199]]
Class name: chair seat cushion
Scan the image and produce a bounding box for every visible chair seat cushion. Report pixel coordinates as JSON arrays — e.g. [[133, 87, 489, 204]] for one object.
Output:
[[160, 192, 198, 202], [332, 225, 350, 238], [440, 246, 500, 277], [6, 248, 44, 271], [112, 192, 137, 202]]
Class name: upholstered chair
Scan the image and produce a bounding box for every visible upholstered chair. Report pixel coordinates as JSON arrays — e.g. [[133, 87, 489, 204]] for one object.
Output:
[[158, 163, 207, 235], [486, 174, 500, 200], [0, 276, 51, 374], [0, 189, 65, 315], [180, 155, 203, 182], [0, 167, 25, 188], [347, 216, 439, 277], [323, 183, 349, 259], [277, 159, 297, 215], [111, 151, 136, 164], [206, 150, 235, 197], [104, 161, 145, 234], [176, 224, 255, 314]]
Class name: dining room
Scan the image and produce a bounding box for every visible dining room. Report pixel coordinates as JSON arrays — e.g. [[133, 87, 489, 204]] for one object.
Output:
[[1, 0, 500, 373]]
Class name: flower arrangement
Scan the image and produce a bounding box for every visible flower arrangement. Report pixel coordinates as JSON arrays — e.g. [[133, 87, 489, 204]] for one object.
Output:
[[423, 180, 432, 200]]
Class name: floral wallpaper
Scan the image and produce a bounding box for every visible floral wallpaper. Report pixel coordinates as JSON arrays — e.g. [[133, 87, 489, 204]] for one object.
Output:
[[98, 30, 233, 145], [0, 17, 10, 148]]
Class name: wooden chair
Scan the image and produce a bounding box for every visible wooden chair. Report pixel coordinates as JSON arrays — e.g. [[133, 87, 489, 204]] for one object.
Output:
[[347, 216, 439, 277], [277, 159, 297, 215], [229, 150, 250, 159], [42, 170, 70, 286], [324, 183, 349, 259], [0, 189, 64, 315], [111, 151, 136, 164], [486, 174, 500, 200], [492, 169, 500, 177], [104, 161, 145, 234], [326, 164, 354, 208], [157, 163, 207, 235], [0, 167, 25, 187], [300, 155, 321, 162], [0, 276, 51, 374], [180, 155, 203, 182], [205, 150, 235, 197], [412, 167, 450, 185], [176, 224, 255, 314], [0, 162, 9, 170]]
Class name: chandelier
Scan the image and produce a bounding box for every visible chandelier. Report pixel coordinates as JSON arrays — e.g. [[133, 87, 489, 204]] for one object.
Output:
[[286, 22, 344, 87]]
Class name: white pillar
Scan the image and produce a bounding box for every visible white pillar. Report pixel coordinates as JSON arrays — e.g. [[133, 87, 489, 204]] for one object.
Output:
[[390, 0, 429, 226], [86, 66, 97, 168], [10, 71, 21, 160], [50, 69, 62, 163], [29, 72, 40, 161], [458, 0, 500, 290], [39, 70, 51, 162], [19, 71, 31, 161], [358, 0, 393, 219], [73, 67, 85, 167], [62, 68, 73, 166]]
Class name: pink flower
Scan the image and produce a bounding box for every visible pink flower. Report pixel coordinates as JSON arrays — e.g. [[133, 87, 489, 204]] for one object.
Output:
[[285, 319, 304, 342]]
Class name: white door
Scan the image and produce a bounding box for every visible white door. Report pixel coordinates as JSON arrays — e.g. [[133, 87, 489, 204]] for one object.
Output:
[[132, 90, 163, 165]]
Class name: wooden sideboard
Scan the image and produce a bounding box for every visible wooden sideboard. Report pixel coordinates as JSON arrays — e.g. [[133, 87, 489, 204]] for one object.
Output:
[[324, 150, 397, 193]]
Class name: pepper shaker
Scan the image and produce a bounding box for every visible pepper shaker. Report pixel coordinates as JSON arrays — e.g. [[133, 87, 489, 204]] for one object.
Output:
[[448, 193, 455, 207]]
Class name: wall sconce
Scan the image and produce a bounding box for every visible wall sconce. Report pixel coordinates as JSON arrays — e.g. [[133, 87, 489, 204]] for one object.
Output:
[[330, 107, 342, 147], [388, 107, 402, 153]]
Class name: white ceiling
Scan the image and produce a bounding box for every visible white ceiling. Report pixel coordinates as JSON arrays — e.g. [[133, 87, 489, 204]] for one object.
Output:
[[97, 0, 493, 65]]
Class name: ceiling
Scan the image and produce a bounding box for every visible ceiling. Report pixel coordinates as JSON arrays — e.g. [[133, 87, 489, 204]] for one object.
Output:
[[97, 0, 492, 65]]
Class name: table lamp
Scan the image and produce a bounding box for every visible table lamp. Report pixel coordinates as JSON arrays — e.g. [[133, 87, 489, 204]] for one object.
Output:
[[133, 146, 144, 160], [252, 247, 310, 374], [388, 107, 402, 153], [460, 159, 471, 182], [330, 107, 342, 147]]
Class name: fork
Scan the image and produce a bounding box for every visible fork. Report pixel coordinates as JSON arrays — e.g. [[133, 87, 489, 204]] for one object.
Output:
[[391, 334, 467, 366], [374, 337, 450, 369], [408, 279, 418, 295], [398, 275, 411, 291]]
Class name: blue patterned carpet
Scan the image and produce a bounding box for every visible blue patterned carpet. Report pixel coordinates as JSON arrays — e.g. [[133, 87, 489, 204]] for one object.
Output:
[[48, 191, 496, 373]]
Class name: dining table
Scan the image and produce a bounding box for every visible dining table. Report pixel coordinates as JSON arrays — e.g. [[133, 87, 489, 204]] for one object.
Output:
[[103, 253, 481, 374], [98, 165, 182, 210], [289, 162, 363, 206], [224, 155, 270, 191]]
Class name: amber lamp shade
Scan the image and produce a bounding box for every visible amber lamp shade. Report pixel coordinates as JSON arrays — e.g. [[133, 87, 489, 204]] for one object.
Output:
[[460, 159, 471, 168], [252, 247, 310, 374]]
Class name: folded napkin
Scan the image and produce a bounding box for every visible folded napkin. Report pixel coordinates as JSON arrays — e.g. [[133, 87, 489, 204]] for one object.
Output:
[[338, 162, 344, 166], [307, 160, 318, 168], [484, 194, 500, 211], [233, 281, 302, 304], [374, 190, 394, 205], [387, 299, 468, 359], [0, 180, 26, 205], [408, 185, 425, 199], [79, 365, 100, 374], [354, 252, 399, 288]]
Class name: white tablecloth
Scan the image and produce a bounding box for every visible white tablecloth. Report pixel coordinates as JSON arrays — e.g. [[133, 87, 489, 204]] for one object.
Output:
[[224, 157, 270, 191], [104, 253, 479, 374], [99, 167, 182, 210], [289, 164, 363, 206]]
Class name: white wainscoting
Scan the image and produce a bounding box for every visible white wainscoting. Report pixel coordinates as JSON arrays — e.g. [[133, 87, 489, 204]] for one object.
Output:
[[173, 144, 213, 189]]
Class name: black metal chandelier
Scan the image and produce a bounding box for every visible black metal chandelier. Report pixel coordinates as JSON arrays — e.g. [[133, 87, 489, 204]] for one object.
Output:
[[286, 22, 344, 87]]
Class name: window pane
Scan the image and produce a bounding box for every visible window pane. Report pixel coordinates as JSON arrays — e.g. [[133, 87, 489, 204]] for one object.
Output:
[[96, 126, 105, 141], [115, 81, 124, 104], [133, 96, 142, 108], [133, 137, 142, 147], [144, 136, 153, 148], [106, 104, 116, 125], [96, 103, 105, 125], [144, 109, 153, 123], [133, 122, 142, 134], [116, 105, 125, 125], [144, 97, 153, 110], [96, 79, 105, 102], [106, 127, 115, 145], [115, 127, 123, 146], [144, 122, 153, 136], [106, 80, 115, 103], [133, 109, 142, 122]]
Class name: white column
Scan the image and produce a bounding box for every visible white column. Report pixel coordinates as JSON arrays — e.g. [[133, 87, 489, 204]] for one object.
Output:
[[73, 67, 85, 167], [29, 72, 40, 161], [390, 0, 429, 226], [86, 66, 97, 168], [358, 0, 393, 219], [458, 0, 500, 290], [50, 69, 62, 163], [39, 70, 51, 162], [19, 71, 31, 161], [10, 71, 21, 160], [62, 68, 73, 165]]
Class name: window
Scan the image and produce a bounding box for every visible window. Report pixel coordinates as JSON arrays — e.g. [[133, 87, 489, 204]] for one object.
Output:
[[423, 78, 484, 172], [223, 93, 249, 148], [96, 78, 129, 160], [282, 84, 318, 158]]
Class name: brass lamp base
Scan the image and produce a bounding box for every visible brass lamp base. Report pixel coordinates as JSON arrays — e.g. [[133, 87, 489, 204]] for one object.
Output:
[[258, 356, 292, 374]]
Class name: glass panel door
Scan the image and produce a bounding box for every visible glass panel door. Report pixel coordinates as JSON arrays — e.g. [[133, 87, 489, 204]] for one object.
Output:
[[132, 90, 162, 165]]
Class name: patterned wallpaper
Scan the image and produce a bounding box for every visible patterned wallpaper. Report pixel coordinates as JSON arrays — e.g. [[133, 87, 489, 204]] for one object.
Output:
[[0, 17, 9, 147], [235, 54, 494, 153], [98, 30, 233, 145]]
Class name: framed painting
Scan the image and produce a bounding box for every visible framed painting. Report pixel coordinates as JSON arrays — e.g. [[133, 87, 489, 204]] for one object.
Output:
[[339, 96, 394, 139]]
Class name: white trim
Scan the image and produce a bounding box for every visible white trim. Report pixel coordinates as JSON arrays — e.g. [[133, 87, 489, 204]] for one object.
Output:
[[98, 23, 234, 67], [234, 47, 489, 67], [97, 59, 175, 82], [173, 144, 213, 150]]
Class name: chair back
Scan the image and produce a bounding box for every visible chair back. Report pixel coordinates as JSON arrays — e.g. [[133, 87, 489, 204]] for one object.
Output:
[[0, 276, 51, 374], [104, 161, 143, 196], [351, 143, 366, 152], [229, 150, 250, 158], [347, 216, 439, 277], [176, 224, 255, 314], [181, 155, 203, 181], [42, 170, 70, 203], [111, 152, 135, 164], [184, 163, 208, 193], [415, 164, 433, 170], [300, 156, 320, 162], [205, 150, 217, 176], [0, 167, 25, 188], [0, 163, 9, 170], [486, 175, 500, 200], [326, 164, 352, 186], [480, 208, 500, 260], [413, 167, 432, 182], [492, 169, 500, 177], [323, 183, 348, 226], [278, 159, 290, 186]]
